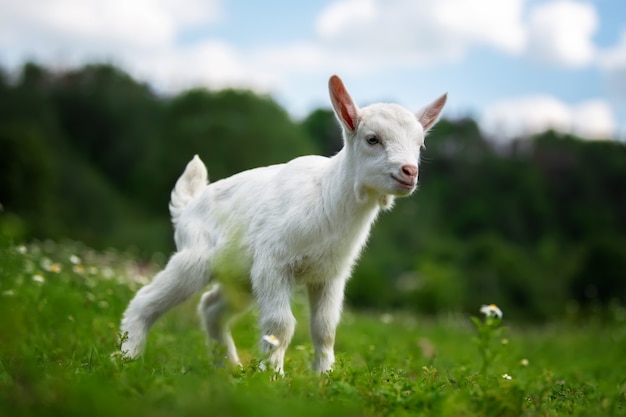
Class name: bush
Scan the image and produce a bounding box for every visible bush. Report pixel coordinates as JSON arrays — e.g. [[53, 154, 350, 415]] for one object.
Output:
[[569, 235, 626, 306]]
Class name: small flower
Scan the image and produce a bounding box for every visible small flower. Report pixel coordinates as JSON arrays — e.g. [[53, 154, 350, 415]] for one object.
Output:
[[41, 258, 52, 271], [49, 263, 62, 273], [418, 337, 437, 359], [16, 245, 27, 255], [380, 313, 393, 324], [69, 254, 81, 265], [33, 274, 45, 284], [480, 304, 503, 319], [520, 358, 529, 367], [262, 335, 280, 347], [72, 264, 85, 274], [502, 373, 512, 380]]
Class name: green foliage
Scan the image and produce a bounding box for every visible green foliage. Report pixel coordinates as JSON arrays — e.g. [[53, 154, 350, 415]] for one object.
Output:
[[407, 259, 465, 315], [0, 63, 318, 254], [349, 120, 626, 320], [0, 123, 58, 238], [569, 236, 626, 306], [1, 62, 626, 320], [301, 108, 342, 156], [144, 88, 318, 208], [1, 242, 624, 416], [471, 305, 506, 373]]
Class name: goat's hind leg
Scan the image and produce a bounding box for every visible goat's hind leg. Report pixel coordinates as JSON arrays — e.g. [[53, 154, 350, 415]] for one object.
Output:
[[120, 249, 211, 358], [198, 285, 249, 366]]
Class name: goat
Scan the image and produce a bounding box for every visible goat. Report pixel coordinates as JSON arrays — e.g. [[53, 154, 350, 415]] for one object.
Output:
[[119, 75, 447, 374]]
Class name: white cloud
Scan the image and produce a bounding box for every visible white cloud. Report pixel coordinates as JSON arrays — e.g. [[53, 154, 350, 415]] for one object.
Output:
[[250, 43, 330, 76], [431, 0, 526, 54], [599, 30, 626, 70], [316, 0, 377, 40], [314, 0, 526, 69], [526, 0, 598, 67], [0, 0, 607, 89], [0, 0, 621, 138], [311, 0, 604, 73], [128, 41, 275, 94], [0, 0, 222, 67], [482, 95, 570, 138], [482, 95, 615, 140], [571, 100, 616, 139], [598, 30, 626, 99]]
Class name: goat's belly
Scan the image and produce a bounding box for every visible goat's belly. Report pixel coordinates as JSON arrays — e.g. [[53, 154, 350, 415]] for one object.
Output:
[[290, 254, 353, 284]]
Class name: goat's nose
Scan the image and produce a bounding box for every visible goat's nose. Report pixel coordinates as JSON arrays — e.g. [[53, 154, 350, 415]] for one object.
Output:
[[401, 164, 418, 180]]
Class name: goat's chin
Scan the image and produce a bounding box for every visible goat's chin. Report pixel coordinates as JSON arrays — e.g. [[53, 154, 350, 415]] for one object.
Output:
[[392, 188, 414, 197], [388, 176, 416, 196], [369, 182, 415, 198], [388, 182, 416, 197]]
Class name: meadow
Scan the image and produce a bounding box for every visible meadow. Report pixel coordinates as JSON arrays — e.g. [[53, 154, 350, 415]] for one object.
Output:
[[0, 240, 624, 417]]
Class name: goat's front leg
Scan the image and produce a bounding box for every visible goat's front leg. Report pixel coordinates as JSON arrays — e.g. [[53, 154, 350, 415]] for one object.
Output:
[[255, 278, 296, 375], [307, 279, 346, 373]]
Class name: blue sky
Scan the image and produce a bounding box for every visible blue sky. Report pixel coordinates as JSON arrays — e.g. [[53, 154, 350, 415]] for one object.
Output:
[[2, 0, 625, 141]]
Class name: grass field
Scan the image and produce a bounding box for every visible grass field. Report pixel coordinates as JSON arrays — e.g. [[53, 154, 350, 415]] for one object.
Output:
[[1, 241, 624, 416]]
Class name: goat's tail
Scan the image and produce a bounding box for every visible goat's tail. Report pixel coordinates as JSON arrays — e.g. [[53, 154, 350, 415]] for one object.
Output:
[[169, 155, 208, 225]]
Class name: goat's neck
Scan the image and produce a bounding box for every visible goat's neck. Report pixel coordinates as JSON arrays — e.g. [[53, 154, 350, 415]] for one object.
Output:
[[321, 150, 382, 227]]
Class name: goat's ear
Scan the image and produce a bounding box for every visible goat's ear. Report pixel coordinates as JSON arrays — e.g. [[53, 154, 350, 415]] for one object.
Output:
[[416, 93, 447, 132], [329, 75, 360, 132]]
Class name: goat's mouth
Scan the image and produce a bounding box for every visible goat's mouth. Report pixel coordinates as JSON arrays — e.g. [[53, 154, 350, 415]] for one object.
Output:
[[390, 175, 416, 191]]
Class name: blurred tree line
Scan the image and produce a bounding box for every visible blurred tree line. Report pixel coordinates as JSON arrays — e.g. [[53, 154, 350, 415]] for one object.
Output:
[[1, 63, 625, 321]]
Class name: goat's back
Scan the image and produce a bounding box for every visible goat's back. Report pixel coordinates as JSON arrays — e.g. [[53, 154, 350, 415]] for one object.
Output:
[[173, 154, 377, 284]]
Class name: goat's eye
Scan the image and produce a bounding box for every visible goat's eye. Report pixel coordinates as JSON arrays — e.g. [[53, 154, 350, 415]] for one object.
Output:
[[366, 135, 379, 145]]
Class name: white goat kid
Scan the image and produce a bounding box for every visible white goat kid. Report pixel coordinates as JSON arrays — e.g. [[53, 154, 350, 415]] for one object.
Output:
[[119, 75, 447, 374]]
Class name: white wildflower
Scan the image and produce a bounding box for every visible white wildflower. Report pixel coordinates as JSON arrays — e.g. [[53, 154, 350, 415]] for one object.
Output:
[[480, 304, 503, 319], [102, 267, 114, 279], [502, 373, 512, 380], [262, 335, 280, 347], [520, 358, 529, 367], [17, 245, 27, 255], [69, 255, 81, 265], [40, 258, 52, 271], [380, 313, 393, 324], [33, 274, 45, 284]]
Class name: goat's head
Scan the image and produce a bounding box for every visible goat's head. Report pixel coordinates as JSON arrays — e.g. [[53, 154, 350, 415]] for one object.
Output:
[[329, 75, 447, 202]]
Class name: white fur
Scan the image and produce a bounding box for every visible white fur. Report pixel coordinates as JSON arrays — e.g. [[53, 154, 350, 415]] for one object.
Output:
[[119, 75, 446, 374]]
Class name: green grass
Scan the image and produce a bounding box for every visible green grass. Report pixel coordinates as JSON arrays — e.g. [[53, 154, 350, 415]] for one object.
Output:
[[0, 241, 624, 416]]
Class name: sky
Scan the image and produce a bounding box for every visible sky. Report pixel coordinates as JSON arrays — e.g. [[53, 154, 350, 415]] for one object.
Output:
[[1, 0, 626, 141]]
